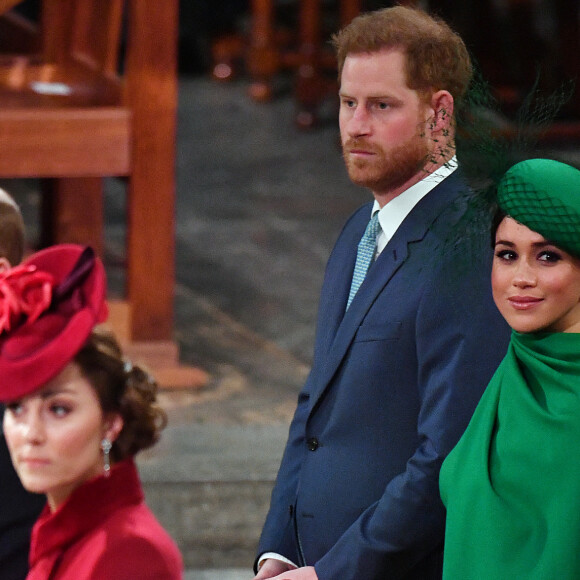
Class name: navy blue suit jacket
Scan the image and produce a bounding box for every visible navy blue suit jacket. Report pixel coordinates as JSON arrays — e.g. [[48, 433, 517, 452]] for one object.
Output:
[[257, 171, 511, 579]]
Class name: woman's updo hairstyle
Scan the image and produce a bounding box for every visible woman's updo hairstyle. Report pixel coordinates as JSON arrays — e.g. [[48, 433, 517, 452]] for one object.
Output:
[[74, 325, 168, 462]]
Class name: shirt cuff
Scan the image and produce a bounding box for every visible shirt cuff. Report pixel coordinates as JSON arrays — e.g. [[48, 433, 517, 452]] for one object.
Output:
[[258, 553, 298, 570]]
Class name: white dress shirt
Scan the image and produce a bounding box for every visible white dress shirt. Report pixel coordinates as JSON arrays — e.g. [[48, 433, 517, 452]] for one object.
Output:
[[374, 157, 458, 255]]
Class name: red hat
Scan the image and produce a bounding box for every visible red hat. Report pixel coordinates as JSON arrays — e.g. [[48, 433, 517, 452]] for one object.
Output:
[[0, 244, 108, 401]]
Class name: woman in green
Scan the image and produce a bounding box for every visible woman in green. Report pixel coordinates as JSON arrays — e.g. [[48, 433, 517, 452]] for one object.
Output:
[[440, 157, 580, 579]]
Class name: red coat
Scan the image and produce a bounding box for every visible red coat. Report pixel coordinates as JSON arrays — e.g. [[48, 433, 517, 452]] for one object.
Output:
[[27, 459, 183, 579]]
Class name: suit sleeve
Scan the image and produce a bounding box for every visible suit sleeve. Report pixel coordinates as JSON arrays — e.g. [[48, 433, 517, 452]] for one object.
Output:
[[255, 209, 366, 570], [314, 249, 509, 579], [255, 388, 310, 569]]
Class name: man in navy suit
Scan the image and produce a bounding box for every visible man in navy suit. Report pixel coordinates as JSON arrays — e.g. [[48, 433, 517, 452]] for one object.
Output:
[[253, 6, 510, 580]]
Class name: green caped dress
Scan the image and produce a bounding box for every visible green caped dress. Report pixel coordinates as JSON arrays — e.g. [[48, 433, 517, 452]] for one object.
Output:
[[440, 330, 580, 579]]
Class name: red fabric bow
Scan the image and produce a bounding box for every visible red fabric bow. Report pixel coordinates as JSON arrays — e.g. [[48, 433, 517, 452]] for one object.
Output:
[[0, 265, 54, 334]]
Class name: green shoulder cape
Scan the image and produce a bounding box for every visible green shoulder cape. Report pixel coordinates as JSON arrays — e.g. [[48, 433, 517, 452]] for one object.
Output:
[[440, 331, 580, 579]]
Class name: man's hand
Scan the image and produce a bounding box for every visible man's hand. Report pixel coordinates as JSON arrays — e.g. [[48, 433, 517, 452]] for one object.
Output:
[[253, 558, 296, 579], [269, 566, 318, 580]]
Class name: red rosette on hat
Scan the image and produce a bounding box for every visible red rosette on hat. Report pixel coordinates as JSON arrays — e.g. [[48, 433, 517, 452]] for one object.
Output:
[[0, 244, 108, 401]]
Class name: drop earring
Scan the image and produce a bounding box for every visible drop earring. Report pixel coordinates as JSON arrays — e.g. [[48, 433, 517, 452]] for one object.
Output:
[[101, 438, 112, 477]]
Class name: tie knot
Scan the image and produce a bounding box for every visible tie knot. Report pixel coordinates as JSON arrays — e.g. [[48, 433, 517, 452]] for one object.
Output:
[[361, 212, 381, 245]]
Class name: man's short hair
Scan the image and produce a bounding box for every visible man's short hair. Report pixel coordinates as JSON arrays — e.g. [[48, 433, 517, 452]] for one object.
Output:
[[332, 5, 473, 106]]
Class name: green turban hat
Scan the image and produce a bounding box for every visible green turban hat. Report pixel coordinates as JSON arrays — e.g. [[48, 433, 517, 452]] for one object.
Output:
[[497, 158, 580, 257]]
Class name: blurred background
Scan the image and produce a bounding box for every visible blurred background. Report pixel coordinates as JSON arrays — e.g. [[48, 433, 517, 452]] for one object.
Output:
[[0, 1, 579, 578]]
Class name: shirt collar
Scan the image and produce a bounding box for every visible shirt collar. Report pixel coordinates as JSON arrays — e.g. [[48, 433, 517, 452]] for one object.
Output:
[[372, 158, 458, 252]]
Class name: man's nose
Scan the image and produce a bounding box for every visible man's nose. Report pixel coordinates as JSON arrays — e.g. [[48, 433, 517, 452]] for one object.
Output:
[[347, 105, 371, 137]]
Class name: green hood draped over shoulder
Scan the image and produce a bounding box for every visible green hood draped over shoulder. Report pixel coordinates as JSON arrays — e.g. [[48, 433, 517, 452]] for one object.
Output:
[[440, 331, 580, 579]]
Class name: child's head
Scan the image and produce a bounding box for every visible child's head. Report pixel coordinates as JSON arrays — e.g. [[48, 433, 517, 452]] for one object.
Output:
[[0, 188, 25, 268]]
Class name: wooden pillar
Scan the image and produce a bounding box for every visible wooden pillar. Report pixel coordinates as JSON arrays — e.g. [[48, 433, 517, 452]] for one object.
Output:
[[124, 0, 178, 341]]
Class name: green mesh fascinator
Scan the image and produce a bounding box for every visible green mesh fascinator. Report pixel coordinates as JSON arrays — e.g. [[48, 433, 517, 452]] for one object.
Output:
[[497, 159, 580, 257], [445, 69, 579, 259]]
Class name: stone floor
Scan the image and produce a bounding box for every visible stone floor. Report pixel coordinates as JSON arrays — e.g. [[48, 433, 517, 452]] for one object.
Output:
[[136, 75, 367, 577], [4, 73, 580, 579], [1, 74, 366, 578], [151, 76, 366, 576]]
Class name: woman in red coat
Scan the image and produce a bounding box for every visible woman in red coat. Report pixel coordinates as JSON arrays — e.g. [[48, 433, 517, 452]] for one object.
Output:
[[0, 244, 183, 579]]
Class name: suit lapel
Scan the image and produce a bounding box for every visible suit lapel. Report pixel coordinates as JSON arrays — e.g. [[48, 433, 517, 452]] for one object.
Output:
[[313, 205, 368, 359], [308, 225, 413, 408], [308, 172, 468, 409]]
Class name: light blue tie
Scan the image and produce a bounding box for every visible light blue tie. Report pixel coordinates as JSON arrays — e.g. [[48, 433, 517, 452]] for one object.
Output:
[[347, 212, 381, 310]]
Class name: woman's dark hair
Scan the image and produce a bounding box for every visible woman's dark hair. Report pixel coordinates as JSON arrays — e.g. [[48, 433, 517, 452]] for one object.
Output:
[[74, 326, 167, 462], [491, 206, 507, 249]]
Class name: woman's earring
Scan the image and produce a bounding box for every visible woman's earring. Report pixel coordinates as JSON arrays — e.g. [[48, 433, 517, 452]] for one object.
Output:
[[101, 438, 112, 477]]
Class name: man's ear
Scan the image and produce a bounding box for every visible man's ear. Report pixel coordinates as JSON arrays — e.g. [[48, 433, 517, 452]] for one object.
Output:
[[429, 90, 454, 133], [0, 257, 11, 272]]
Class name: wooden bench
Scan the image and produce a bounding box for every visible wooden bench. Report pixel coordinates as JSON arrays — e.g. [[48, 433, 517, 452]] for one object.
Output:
[[212, 0, 579, 137], [212, 0, 363, 127], [0, 0, 207, 388]]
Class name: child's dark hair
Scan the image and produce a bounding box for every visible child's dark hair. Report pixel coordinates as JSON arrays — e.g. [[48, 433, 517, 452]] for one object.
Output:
[[0, 189, 25, 265]]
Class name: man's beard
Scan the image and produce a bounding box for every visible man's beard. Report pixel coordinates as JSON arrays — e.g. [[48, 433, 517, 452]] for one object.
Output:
[[342, 133, 431, 193]]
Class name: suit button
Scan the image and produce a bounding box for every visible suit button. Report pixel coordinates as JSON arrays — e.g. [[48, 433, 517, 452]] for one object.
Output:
[[306, 437, 319, 451]]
